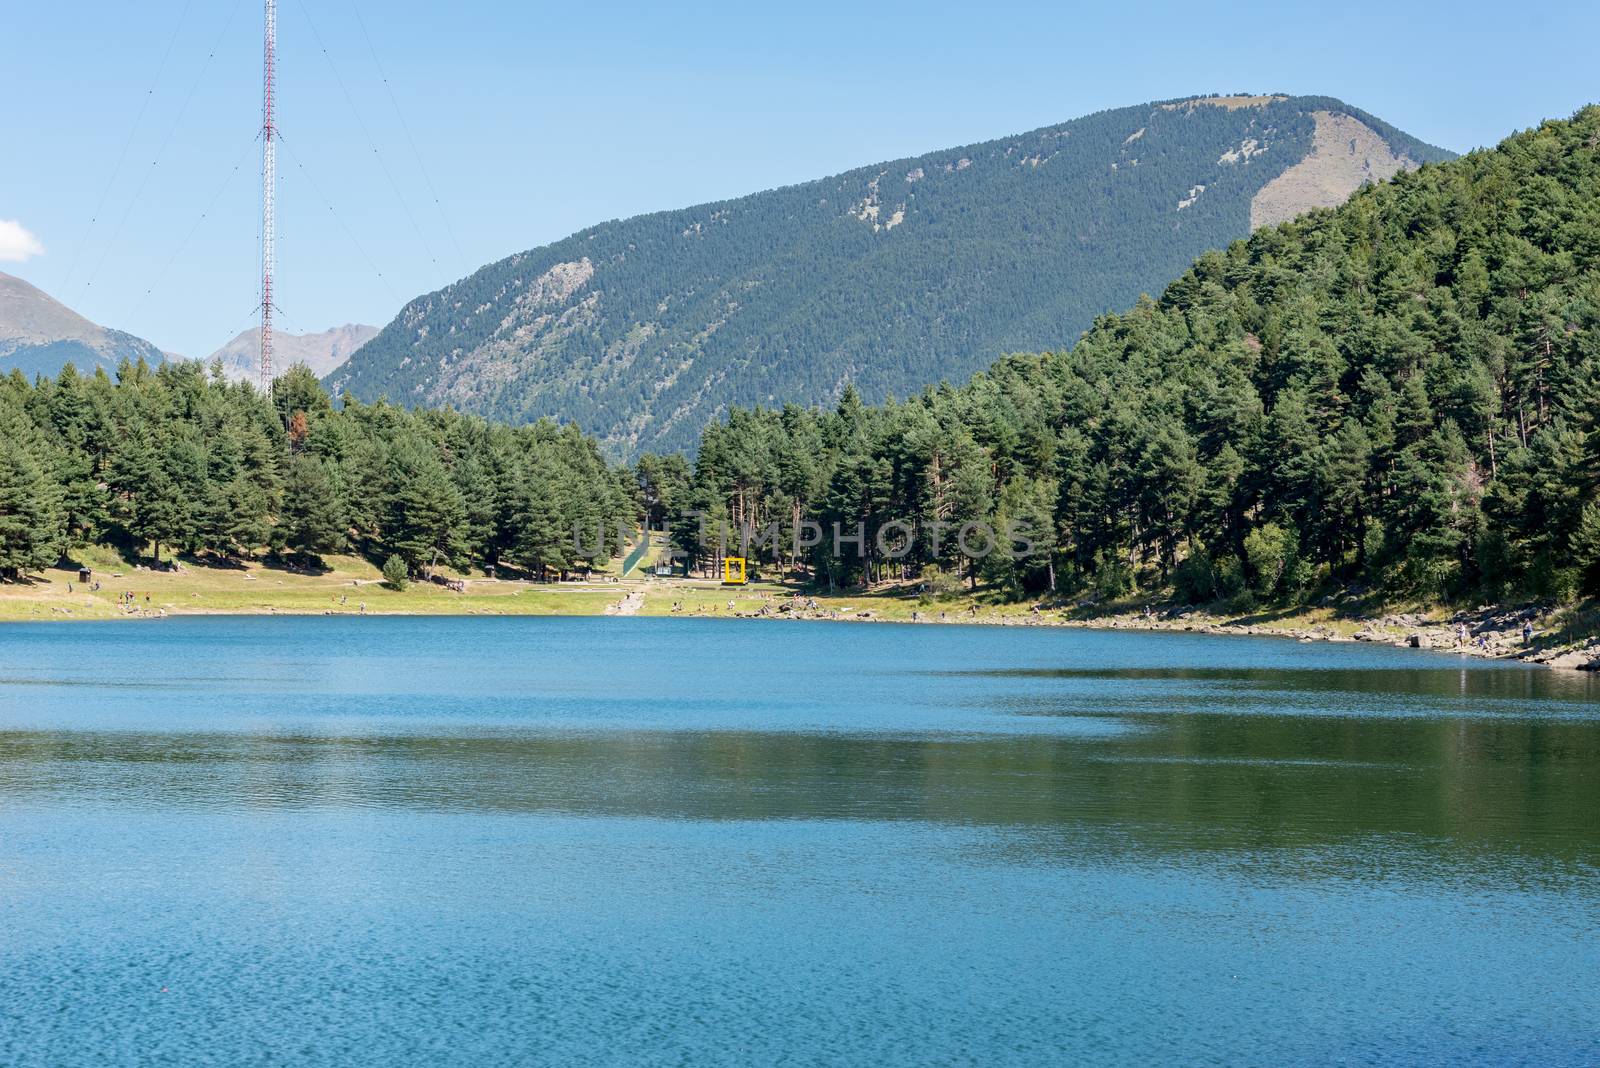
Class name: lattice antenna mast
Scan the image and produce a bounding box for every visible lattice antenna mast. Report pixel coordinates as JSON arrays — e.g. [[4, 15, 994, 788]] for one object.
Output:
[[259, 0, 278, 391]]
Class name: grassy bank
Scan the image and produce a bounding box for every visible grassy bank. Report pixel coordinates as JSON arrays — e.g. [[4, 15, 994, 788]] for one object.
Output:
[[4, 550, 1596, 671], [0, 547, 617, 622]]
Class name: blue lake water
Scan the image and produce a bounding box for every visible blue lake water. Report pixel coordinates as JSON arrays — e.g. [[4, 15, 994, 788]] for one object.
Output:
[[1, 617, 1597, 1065]]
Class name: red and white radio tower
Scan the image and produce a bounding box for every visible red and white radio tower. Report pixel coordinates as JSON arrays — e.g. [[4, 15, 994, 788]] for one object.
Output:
[[259, 0, 278, 391]]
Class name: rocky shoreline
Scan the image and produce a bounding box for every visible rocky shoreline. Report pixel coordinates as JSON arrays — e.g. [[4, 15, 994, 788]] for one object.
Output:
[[733, 596, 1600, 672]]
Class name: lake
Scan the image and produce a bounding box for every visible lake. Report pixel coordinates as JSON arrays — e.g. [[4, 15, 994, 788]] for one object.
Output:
[[1, 617, 1597, 1065]]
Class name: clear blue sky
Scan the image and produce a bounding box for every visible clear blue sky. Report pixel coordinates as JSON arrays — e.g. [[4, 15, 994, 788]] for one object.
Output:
[[3, 0, 1596, 358]]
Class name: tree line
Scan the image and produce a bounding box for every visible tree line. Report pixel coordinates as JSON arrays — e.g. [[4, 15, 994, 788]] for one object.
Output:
[[0, 359, 633, 581]]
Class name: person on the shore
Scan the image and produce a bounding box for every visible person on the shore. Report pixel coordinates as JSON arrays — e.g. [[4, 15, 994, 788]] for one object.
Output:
[[1457, 623, 1469, 647], [1522, 620, 1534, 647]]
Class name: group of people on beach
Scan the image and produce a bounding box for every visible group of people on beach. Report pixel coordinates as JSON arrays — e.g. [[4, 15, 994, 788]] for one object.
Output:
[[113, 591, 161, 617]]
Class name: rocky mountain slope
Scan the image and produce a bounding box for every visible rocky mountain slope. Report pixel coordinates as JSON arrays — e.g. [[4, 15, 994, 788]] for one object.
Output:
[[207, 323, 378, 381], [330, 94, 1453, 457], [0, 271, 167, 377]]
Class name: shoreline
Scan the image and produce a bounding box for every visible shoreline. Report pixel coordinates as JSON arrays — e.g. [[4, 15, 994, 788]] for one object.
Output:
[[671, 598, 1600, 672], [6, 584, 1596, 676], [2, 551, 1594, 672]]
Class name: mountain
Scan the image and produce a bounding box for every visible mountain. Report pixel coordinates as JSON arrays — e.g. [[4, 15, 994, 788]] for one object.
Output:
[[207, 324, 379, 381], [0, 271, 167, 377], [331, 93, 1454, 457]]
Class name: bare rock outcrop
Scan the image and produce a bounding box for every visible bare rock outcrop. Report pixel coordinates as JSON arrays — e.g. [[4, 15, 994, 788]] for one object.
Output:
[[1250, 111, 1418, 230]]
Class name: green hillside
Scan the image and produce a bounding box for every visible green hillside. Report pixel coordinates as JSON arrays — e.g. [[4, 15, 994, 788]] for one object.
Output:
[[667, 107, 1600, 607], [331, 94, 1452, 457]]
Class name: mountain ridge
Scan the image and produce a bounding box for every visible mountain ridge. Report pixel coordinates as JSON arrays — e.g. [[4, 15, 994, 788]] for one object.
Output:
[[0, 271, 167, 378], [207, 323, 379, 382], [330, 93, 1454, 457]]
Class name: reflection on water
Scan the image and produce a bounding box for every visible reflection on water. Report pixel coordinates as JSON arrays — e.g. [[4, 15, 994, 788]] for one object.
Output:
[[2, 719, 1596, 860], [954, 661, 1600, 698], [0, 617, 1596, 1066]]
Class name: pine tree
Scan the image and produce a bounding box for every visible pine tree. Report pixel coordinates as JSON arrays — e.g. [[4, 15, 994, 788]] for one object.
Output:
[[509, 476, 570, 577], [1572, 502, 1600, 595], [160, 425, 208, 555], [381, 436, 467, 573], [382, 553, 409, 590], [271, 364, 333, 431], [1134, 420, 1202, 576], [635, 452, 692, 531], [1317, 419, 1372, 569], [280, 453, 347, 559], [0, 421, 65, 578]]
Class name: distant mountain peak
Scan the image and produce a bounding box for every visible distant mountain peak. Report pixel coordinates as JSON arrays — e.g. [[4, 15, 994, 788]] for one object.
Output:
[[330, 94, 1454, 457], [0, 271, 167, 377], [207, 323, 380, 381]]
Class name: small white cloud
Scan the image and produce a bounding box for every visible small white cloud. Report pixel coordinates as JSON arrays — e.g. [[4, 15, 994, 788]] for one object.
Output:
[[0, 219, 46, 262]]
